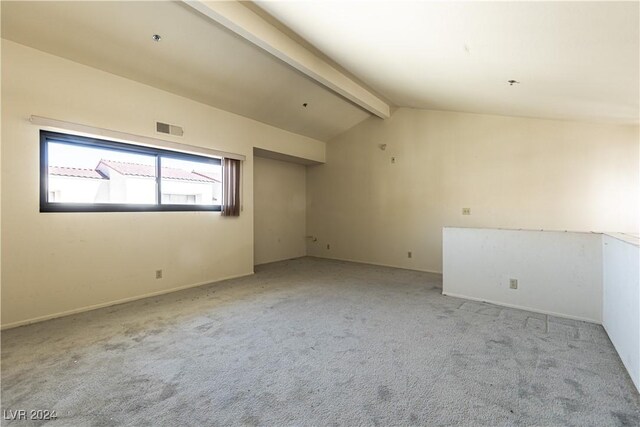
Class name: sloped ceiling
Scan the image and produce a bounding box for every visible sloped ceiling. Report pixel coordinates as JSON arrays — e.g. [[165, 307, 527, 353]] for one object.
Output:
[[3, 0, 637, 141], [1, 1, 371, 141], [258, 1, 639, 124]]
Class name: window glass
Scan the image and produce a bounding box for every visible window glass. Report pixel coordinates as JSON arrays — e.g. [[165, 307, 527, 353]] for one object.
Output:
[[41, 131, 222, 212], [160, 157, 222, 205], [47, 142, 156, 204]]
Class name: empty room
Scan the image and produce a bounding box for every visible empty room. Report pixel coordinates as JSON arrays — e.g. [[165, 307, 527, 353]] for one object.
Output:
[[1, 1, 639, 425]]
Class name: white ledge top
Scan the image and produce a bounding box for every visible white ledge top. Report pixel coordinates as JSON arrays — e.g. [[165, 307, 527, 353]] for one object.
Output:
[[443, 227, 640, 247], [443, 226, 599, 234], [604, 232, 640, 247]]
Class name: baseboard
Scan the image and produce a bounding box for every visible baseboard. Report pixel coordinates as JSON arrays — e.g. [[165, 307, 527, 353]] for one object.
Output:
[[254, 255, 306, 267], [307, 254, 443, 277], [441, 291, 601, 324], [0, 271, 254, 330]]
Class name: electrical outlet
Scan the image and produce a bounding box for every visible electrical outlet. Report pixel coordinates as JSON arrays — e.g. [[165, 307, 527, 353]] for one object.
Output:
[[509, 278, 518, 289], [327, 244, 330, 250], [462, 208, 471, 215], [156, 269, 163, 279], [408, 251, 412, 258]]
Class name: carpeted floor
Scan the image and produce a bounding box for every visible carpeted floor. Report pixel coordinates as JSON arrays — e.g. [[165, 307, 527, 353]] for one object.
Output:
[[1, 257, 638, 426]]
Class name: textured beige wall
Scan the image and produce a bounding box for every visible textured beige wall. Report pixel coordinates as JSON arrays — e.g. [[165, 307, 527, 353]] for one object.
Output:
[[0, 40, 325, 327], [254, 156, 306, 265], [0, 9, 3, 326], [306, 108, 639, 273]]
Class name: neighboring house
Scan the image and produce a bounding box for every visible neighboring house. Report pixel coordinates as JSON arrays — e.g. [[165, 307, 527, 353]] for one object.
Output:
[[49, 159, 221, 204], [47, 166, 109, 203]]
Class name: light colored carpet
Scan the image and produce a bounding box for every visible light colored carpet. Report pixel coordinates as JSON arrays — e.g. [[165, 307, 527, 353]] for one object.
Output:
[[1, 257, 638, 426]]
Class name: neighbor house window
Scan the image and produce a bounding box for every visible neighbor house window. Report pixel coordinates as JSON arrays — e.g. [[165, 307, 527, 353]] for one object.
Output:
[[40, 131, 222, 212]]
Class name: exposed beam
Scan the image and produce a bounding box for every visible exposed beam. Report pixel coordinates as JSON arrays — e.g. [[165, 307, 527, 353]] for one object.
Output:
[[183, 0, 391, 119]]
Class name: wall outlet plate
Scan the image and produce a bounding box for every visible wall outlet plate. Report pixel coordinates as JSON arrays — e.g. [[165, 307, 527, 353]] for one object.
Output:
[[509, 278, 518, 289], [156, 269, 163, 279], [408, 251, 412, 258], [462, 208, 471, 215]]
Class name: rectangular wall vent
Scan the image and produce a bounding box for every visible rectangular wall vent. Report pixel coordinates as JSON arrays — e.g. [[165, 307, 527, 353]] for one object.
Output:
[[156, 121, 184, 137]]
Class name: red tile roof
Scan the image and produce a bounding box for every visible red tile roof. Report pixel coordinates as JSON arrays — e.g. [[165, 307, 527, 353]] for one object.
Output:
[[97, 160, 217, 183], [49, 166, 106, 179], [193, 170, 221, 182]]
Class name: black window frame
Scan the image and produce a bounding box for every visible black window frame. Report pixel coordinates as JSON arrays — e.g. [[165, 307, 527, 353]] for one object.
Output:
[[40, 130, 222, 213]]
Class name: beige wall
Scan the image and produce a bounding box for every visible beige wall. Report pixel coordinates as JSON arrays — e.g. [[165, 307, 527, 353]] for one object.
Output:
[[3, 39, 638, 326], [254, 156, 306, 265], [306, 108, 639, 273], [0, 10, 3, 327], [1, 40, 325, 328]]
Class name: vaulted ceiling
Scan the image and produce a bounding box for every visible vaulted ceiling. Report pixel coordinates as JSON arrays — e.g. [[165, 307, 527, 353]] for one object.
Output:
[[258, 1, 639, 124], [1, 1, 371, 141], [2, 0, 638, 146]]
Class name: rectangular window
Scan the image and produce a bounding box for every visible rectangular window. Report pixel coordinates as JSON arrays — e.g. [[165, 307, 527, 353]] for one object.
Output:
[[40, 131, 222, 212]]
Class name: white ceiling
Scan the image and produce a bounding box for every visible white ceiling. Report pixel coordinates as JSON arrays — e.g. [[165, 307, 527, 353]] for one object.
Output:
[[258, 1, 639, 124], [1, 1, 370, 141], [3, 1, 638, 141]]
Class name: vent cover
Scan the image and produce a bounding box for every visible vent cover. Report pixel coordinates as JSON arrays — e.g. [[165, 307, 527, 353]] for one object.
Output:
[[156, 121, 184, 137]]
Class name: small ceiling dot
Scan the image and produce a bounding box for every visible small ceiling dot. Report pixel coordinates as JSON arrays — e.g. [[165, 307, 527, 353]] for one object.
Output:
[[303, 103, 308, 107], [152, 34, 162, 42], [508, 80, 520, 86]]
